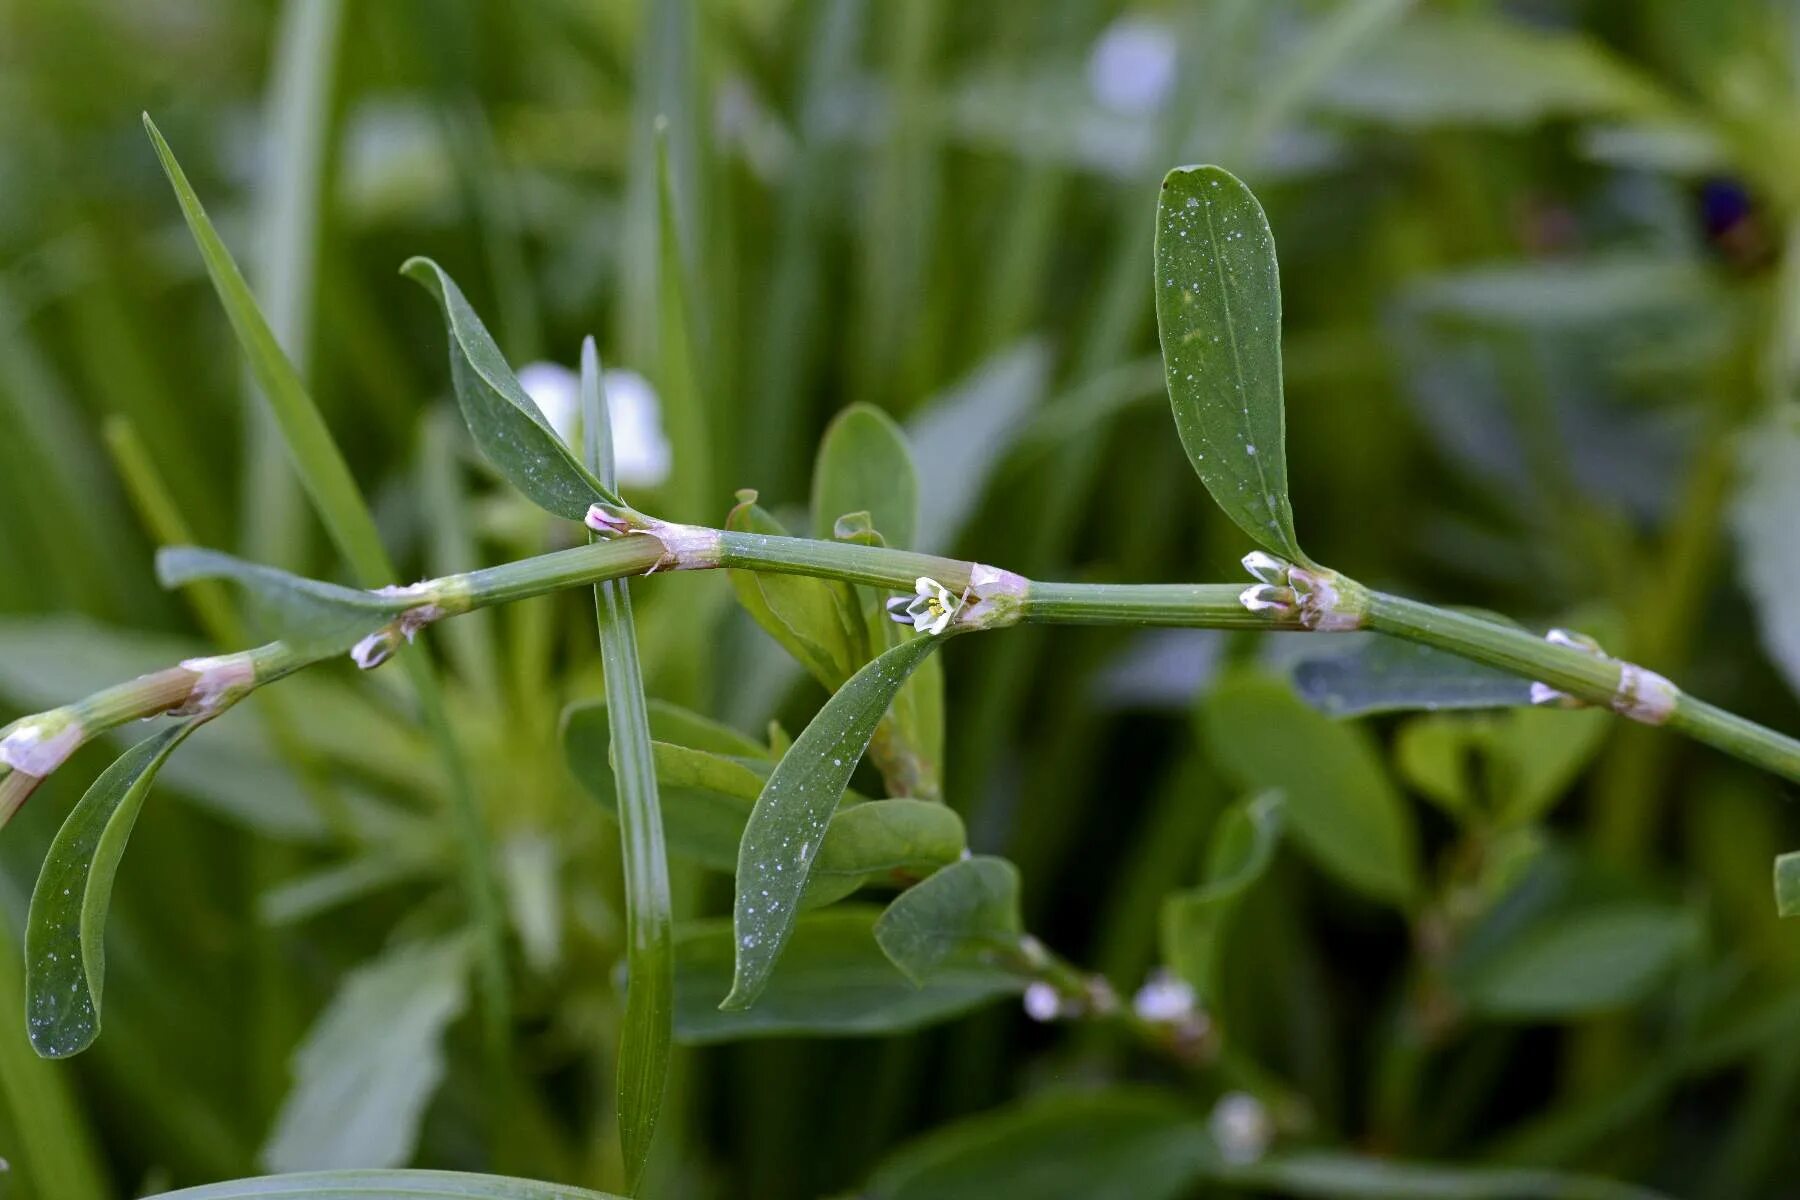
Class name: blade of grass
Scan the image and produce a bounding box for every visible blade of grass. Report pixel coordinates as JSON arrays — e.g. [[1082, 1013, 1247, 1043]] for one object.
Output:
[[143, 117, 512, 1077], [243, 0, 346, 568], [582, 338, 673, 1192], [654, 124, 712, 526], [142, 1169, 626, 1199]]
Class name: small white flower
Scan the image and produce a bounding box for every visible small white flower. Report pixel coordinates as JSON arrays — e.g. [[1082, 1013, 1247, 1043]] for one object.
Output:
[[1022, 981, 1064, 1023], [518, 362, 673, 488], [1240, 551, 1290, 587], [1088, 16, 1178, 117], [886, 576, 962, 636], [1529, 681, 1567, 707], [1131, 970, 1197, 1023], [1209, 1092, 1273, 1166], [1238, 584, 1294, 615]]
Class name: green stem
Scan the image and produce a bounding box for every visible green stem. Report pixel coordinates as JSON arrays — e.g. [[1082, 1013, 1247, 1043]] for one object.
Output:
[[1364, 591, 1800, 784], [14, 529, 1800, 795]]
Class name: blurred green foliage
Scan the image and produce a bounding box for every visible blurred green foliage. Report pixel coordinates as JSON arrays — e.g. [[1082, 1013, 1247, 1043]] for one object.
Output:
[[5, 0, 1800, 1197]]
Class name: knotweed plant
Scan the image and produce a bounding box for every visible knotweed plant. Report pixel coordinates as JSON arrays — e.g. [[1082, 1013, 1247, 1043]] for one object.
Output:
[[5, 122, 1800, 1200]]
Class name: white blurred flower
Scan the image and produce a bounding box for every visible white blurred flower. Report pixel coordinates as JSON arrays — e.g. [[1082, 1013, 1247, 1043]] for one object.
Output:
[[1022, 981, 1064, 1023], [518, 361, 673, 489], [1131, 970, 1197, 1023], [1209, 1092, 1273, 1166], [1088, 16, 1177, 117]]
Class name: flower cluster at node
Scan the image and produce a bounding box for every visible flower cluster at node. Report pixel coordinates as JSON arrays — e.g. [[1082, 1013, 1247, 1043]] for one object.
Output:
[[887, 576, 963, 636]]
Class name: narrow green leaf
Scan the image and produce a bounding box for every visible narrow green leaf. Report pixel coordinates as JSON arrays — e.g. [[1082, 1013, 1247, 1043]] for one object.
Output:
[[641, 699, 770, 759], [1226, 1150, 1673, 1200], [1154, 165, 1304, 562], [875, 856, 1023, 985], [142, 115, 391, 585], [156, 546, 405, 656], [1160, 792, 1284, 1004], [1200, 672, 1418, 904], [725, 634, 945, 1009], [145, 1171, 624, 1200], [725, 492, 859, 687], [812, 403, 920, 547], [1454, 903, 1699, 1018], [566, 708, 767, 869], [1316, 9, 1666, 129], [1731, 410, 1800, 701], [864, 1088, 1214, 1200], [675, 908, 1018, 1043], [1776, 852, 1800, 918], [581, 338, 671, 1191], [1292, 632, 1532, 717], [401, 259, 616, 519], [26, 722, 196, 1058], [565, 703, 954, 884], [652, 123, 712, 525], [907, 340, 1051, 553], [262, 937, 472, 1171], [144, 114, 510, 1070], [0, 920, 109, 1199], [1487, 705, 1609, 826]]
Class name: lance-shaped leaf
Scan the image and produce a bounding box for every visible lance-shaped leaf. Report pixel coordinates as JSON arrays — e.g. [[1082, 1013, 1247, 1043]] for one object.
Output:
[[146, 117, 510, 1054], [262, 937, 472, 1171], [1778, 852, 1800, 918], [1154, 165, 1306, 563], [1201, 672, 1418, 905], [1160, 792, 1284, 1005], [726, 492, 859, 686], [804, 799, 966, 910], [812, 404, 919, 548], [401, 258, 618, 520], [1292, 632, 1532, 717], [578, 339, 670, 1191], [874, 856, 1023, 985], [564, 703, 959, 885], [725, 634, 944, 1009], [143, 1171, 626, 1199], [675, 908, 1019, 1043], [157, 546, 406, 657], [27, 722, 197, 1058]]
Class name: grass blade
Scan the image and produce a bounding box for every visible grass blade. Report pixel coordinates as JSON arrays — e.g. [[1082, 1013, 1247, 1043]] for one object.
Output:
[[1154, 164, 1305, 563], [144, 1169, 625, 1199], [142, 115, 390, 585], [242, 0, 345, 566], [262, 938, 472, 1171], [26, 721, 198, 1058], [581, 339, 672, 1191], [725, 634, 944, 1010], [144, 116, 512, 1074]]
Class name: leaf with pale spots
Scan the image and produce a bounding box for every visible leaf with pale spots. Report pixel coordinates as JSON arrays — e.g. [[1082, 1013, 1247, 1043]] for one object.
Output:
[[725, 634, 944, 1010], [403, 257, 619, 519], [27, 721, 197, 1058], [1154, 165, 1305, 564]]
